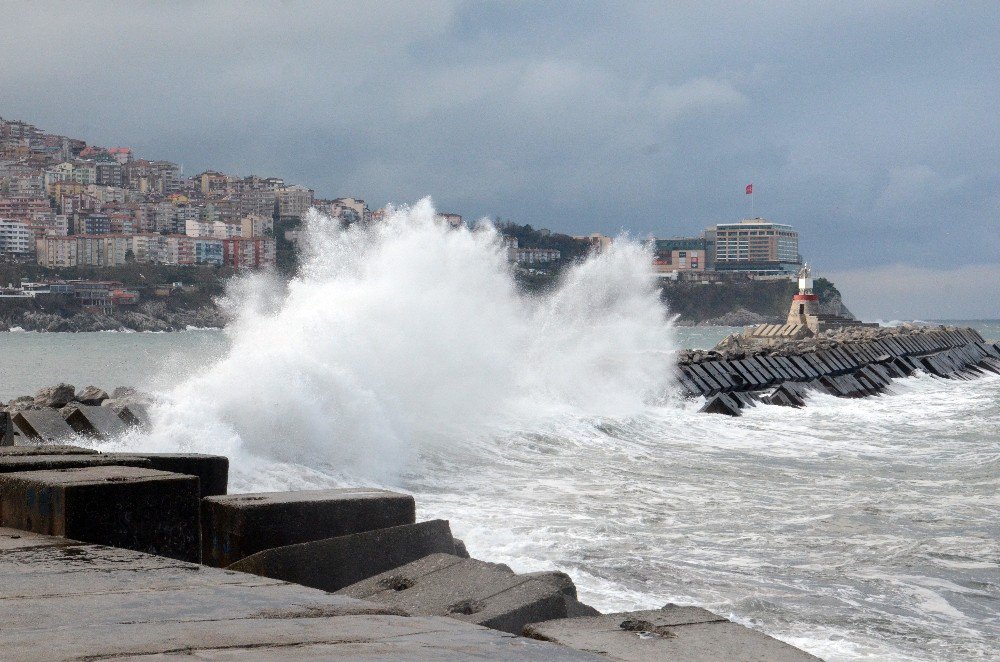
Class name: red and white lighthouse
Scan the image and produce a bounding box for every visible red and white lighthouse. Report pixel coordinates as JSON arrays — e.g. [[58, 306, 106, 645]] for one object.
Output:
[[787, 264, 819, 331]]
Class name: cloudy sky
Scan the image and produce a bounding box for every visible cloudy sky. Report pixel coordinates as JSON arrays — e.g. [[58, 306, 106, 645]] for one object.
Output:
[[3, 1, 997, 318]]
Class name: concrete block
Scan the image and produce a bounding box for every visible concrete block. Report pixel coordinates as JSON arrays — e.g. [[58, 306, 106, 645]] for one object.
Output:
[[113, 402, 152, 429], [688, 364, 721, 394], [11, 410, 75, 443], [62, 404, 129, 439], [229, 519, 459, 592], [116, 452, 228, 497], [0, 444, 97, 456], [698, 393, 742, 416], [337, 553, 576, 635], [523, 605, 821, 662], [0, 412, 13, 447], [0, 465, 200, 562], [202, 487, 415, 567], [766, 384, 806, 408], [0, 453, 151, 474], [729, 360, 763, 388]]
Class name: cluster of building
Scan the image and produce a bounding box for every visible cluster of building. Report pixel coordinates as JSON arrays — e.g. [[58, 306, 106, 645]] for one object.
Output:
[[0, 116, 389, 270], [651, 218, 802, 280]]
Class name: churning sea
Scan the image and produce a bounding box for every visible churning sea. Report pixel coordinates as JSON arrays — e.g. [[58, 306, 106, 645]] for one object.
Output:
[[1, 206, 997, 662]]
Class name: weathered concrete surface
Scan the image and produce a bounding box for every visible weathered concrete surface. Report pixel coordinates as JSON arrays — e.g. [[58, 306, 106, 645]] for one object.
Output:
[[524, 605, 822, 662], [0, 465, 200, 562], [337, 553, 583, 635], [230, 519, 460, 592], [0, 453, 151, 473], [0, 528, 596, 661], [202, 487, 416, 567], [117, 452, 229, 497], [11, 409, 76, 442], [62, 403, 130, 439], [0, 443, 97, 456]]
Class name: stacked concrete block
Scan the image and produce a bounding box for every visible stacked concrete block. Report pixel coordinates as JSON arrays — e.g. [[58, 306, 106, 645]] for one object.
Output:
[[337, 553, 598, 635], [11, 410, 76, 442], [0, 465, 200, 562], [201, 487, 415, 567], [523, 605, 822, 661], [118, 452, 229, 497], [62, 404, 130, 439], [229, 519, 462, 592]]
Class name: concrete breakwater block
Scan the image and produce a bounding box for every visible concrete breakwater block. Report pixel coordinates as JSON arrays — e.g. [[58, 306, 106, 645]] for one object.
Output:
[[62, 404, 129, 439], [11, 409, 76, 443], [0, 527, 596, 661], [0, 453, 151, 474], [699, 393, 743, 416], [523, 605, 822, 662], [0, 465, 200, 562], [337, 553, 595, 635], [229, 519, 460, 592], [0, 444, 97, 456], [116, 452, 228, 497], [202, 487, 416, 567], [0, 412, 13, 446]]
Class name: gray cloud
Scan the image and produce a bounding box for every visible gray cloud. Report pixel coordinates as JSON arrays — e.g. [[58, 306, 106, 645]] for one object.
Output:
[[2, 1, 997, 316]]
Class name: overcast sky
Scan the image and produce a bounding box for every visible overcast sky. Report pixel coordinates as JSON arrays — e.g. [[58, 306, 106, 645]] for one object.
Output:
[[2, 1, 997, 318]]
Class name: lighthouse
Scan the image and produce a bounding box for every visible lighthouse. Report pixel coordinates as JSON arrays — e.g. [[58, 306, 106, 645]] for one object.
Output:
[[787, 264, 820, 332]]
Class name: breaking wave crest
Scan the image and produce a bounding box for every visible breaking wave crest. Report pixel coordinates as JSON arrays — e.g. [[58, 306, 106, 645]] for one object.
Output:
[[133, 198, 675, 482]]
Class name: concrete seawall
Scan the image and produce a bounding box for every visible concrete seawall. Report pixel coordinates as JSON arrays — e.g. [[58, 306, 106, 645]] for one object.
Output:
[[0, 444, 822, 661], [677, 325, 1000, 415]]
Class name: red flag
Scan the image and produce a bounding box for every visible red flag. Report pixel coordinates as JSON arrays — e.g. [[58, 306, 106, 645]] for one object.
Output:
[[745, 184, 753, 195]]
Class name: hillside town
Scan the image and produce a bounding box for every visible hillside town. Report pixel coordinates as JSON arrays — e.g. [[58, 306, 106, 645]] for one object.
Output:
[[0, 114, 807, 321]]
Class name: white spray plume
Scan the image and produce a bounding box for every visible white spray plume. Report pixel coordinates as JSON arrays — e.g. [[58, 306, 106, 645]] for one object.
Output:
[[135, 198, 676, 485]]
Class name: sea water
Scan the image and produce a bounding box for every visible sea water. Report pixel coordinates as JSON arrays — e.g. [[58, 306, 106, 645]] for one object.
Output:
[[1, 201, 996, 661]]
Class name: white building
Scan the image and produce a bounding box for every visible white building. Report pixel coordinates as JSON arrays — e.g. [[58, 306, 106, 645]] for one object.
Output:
[[0, 219, 33, 255]]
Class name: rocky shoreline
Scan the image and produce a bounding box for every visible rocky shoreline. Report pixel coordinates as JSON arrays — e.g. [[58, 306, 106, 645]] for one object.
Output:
[[0, 302, 225, 332]]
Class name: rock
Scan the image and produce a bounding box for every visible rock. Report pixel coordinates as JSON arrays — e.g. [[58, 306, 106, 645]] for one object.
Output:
[[229, 520, 459, 592], [523, 605, 822, 661], [75, 385, 109, 406], [0, 465, 200, 563], [111, 386, 138, 400], [201, 488, 416, 567], [33, 383, 76, 408]]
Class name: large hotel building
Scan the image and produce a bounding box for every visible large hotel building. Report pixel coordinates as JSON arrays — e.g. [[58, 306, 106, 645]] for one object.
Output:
[[711, 218, 800, 274], [653, 218, 801, 277]]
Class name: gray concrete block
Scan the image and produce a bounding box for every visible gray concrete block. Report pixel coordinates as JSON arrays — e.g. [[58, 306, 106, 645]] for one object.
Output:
[[0, 444, 97, 456], [0, 527, 595, 661], [337, 553, 576, 635], [0, 465, 200, 562], [113, 402, 152, 429], [523, 605, 822, 662], [0, 412, 13, 447], [202, 487, 416, 567], [62, 404, 130, 439], [0, 453, 151, 473], [11, 409, 76, 443], [229, 519, 459, 592], [115, 452, 228, 497], [698, 393, 742, 416]]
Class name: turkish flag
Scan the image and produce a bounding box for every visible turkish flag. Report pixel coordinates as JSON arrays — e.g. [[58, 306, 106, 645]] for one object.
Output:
[[745, 184, 753, 195]]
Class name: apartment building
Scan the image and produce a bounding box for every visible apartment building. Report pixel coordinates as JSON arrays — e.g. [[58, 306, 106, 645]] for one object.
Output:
[[0, 219, 33, 255]]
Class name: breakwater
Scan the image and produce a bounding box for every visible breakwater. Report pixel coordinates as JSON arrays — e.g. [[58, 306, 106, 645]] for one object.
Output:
[[0, 443, 820, 660], [678, 325, 1000, 415]]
